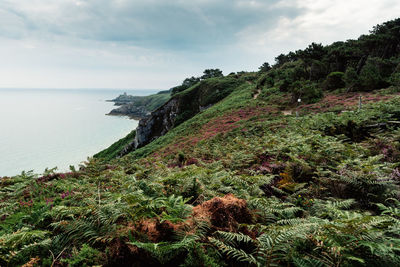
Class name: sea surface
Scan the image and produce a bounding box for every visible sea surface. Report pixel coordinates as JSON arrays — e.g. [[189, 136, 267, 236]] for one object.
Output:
[[0, 88, 156, 176]]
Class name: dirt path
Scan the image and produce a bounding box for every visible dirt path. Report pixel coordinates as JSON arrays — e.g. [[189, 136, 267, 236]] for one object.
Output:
[[253, 88, 261, 99]]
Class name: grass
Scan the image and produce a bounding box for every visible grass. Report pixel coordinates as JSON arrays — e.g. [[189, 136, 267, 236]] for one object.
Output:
[[94, 130, 136, 161]]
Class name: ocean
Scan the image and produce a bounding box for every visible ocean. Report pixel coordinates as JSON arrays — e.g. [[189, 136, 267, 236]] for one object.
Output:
[[0, 88, 155, 176]]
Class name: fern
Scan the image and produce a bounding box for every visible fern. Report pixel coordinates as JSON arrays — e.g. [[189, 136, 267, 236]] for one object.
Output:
[[209, 237, 258, 266], [0, 227, 50, 264], [129, 234, 198, 264]]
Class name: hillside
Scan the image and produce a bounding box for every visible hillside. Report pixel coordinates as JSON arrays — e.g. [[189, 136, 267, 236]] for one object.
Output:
[[1, 18, 400, 267]]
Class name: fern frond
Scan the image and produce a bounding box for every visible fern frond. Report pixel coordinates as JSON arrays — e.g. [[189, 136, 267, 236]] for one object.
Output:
[[209, 237, 258, 265], [214, 231, 254, 247]]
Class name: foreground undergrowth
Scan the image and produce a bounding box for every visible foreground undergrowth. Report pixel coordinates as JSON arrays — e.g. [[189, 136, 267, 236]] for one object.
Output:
[[1, 92, 400, 266]]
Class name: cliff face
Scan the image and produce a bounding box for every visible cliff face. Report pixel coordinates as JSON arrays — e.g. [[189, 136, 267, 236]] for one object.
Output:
[[117, 97, 180, 157], [118, 76, 242, 156], [134, 98, 179, 148]]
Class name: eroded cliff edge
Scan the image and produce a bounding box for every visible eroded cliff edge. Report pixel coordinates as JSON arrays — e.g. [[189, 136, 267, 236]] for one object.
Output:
[[117, 76, 243, 157]]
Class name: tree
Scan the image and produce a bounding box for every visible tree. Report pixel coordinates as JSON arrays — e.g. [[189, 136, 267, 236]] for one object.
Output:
[[201, 69, 223, 79], [274, 54, 290, 67], [389, 72, 400, 89], [301, 42, 326, 61], [324, 72, 345, 91], [182, 76, 200, 88], [171, 76, 202, 95], [258, 62, 271, 72], [344, 67, 359, 91], [359, 61, 384, 91]]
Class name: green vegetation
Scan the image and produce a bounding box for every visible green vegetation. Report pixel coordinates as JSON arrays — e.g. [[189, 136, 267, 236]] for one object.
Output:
[[94, 130, 136, 161], [171, 68, 224, 96], [173, 75, 244, 125], [108, 90, 171, 118], [130, 91, 171, 112], [1, 18, 400, 267], [257, 18, 400, 102]]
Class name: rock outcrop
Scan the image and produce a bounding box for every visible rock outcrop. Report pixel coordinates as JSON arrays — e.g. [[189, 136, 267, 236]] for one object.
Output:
[[108, 105, 150, 120], [118, 97, 181, 156], [118, 76, 242, 157], [134, 98, 179, 148]]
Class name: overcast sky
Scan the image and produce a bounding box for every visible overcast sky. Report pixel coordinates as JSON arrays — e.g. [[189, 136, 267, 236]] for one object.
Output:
[[1, 0, 399, 89]]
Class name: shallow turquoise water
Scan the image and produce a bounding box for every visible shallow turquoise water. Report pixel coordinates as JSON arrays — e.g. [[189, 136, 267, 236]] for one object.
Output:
[[0, 89, 153, 176]]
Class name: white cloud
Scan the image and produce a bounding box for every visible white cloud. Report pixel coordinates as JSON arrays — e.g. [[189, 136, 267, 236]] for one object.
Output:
[[237, 0, 400, 65]]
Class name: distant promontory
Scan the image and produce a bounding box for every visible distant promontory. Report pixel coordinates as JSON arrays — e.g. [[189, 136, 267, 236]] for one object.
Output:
[[107, 90, 171, 120]]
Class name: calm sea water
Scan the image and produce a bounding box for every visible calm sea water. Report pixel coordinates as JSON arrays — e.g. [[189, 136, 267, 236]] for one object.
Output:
[[0, 88, 155, 176]]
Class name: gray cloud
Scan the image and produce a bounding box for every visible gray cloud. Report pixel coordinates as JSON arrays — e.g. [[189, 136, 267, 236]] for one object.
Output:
[[0, 0, 302, 50], [0, 0, 399, 89]]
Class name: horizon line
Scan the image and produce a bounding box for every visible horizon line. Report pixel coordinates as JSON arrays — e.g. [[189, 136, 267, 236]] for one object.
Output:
[[0, 87, 163, 91]]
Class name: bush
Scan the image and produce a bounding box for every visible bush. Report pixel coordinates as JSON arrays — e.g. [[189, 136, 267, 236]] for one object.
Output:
[[309, 60, 328, 81], [323, 72, 345, 91], [359, 59, 389, 91], [344, 67, 359, 90], [290, 80, 323, 104], [258, 62, 272, 72], [201, 69, 223, 79], [389, 71, 400, 89]]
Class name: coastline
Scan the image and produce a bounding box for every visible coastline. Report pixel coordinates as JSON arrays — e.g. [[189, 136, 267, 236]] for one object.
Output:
[[106, 112, 144, 121], [0, 89, 137, 177]]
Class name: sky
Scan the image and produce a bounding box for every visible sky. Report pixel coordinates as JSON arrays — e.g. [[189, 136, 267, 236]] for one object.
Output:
[[0, 0, 399, 90]]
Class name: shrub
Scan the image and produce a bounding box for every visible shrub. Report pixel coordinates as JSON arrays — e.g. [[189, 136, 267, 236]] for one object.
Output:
[[324, 72, 345, 91], [389, 71, 400, 90], [359, 59, 388, 91], [290, 80, 323, 104], [309, 60, 328, 81], [344, 67, 360, 90], [258, 62, 272, 72]]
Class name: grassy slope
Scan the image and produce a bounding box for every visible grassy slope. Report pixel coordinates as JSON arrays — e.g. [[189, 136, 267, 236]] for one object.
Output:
[[132, 91, 171, 111], [97, 75, 253, 160], [125, 74, 256, 159], [93, 130, 136, 161]]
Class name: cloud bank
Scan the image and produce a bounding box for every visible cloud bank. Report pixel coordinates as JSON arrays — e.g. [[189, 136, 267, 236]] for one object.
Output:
[[0, 0, 399, 89]]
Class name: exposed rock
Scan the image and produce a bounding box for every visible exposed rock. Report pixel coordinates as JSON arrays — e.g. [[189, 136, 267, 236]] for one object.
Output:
[[117, 77, 241, 157], [117, 98, 180, 157], [134, 98, 179, 148], [108, 105, 150, 120]]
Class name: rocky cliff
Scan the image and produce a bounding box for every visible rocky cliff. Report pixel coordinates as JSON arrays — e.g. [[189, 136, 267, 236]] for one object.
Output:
[[108, 105, 150, 120], [117, 76, 242, 156], [134, 97, 179, 148]]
